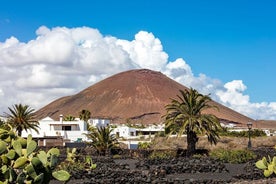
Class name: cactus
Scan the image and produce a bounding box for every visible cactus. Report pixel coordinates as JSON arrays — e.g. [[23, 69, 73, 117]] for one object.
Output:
[[0, 127, 70, 183], [85, 156, 97, 170], [255, 145, 276, 177], [58, 148, 96, 174], [66, 147, 77, 162]]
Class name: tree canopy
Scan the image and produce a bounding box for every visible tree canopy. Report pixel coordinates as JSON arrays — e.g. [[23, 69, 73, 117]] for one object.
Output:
[[5, 104, 39, 136], [163, 88, 222, 156]]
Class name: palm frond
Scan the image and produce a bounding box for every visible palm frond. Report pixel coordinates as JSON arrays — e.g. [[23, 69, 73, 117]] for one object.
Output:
[[163, 88, 222, 152]]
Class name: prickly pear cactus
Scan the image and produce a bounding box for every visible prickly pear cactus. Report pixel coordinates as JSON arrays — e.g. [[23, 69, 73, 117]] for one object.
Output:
[[0, 127, 70, 183], [255, 146, 276, 177]]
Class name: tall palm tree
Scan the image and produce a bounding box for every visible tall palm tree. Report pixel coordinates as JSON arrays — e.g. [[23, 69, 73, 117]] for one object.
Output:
[[79, 109, 91, 123], [163, 88, 222, 156], [84, 125, 118, 156], [5, 104, 39, 136]]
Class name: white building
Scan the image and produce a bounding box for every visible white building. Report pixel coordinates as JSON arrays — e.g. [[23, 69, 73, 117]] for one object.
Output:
[[21, 115, 90, 146], [137, 124, 165, 136], [89, 118, 110, 127], [19, 115, 165, 146], [113, 125, 137, 138]]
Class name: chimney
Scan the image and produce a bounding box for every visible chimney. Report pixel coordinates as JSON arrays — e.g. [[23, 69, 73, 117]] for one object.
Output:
[[59, 114, 63, 124]]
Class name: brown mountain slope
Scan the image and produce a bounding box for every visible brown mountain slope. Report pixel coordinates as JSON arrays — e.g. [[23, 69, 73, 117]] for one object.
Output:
[[35, 69, 254, 126], [255, 120, 276, 129]]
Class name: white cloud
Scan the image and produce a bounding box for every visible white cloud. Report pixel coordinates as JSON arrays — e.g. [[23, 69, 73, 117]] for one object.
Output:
[[0, 26, 275, 120], [117, 31, 168, 70], [216, 80, 249, 106]]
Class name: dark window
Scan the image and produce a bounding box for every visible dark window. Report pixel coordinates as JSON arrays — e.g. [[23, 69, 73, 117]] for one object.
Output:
[[62, 126, 72, 131]]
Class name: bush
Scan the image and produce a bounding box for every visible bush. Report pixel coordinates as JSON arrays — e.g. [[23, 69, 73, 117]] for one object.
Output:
[[155, 131, 165, 137], [210, 149, 256, 163], [138, 142, 152, 149], [148, 150, 176, 160], [58, 148, 97, 174], [219, 129, 266, 138]]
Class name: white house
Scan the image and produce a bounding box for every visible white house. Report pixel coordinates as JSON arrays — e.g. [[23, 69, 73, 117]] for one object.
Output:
[[21, 115, 90, 146], [112, 125, 137, 138], [19, 115, 165, 146], [89, 118, 110, 127], [136, 124, 165, 136]]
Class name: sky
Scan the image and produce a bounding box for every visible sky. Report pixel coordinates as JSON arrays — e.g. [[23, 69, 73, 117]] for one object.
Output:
[[0, 0, 275, 120]]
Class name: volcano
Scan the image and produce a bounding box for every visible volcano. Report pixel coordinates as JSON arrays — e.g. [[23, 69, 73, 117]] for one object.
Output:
[[35, 69, 254, 126]]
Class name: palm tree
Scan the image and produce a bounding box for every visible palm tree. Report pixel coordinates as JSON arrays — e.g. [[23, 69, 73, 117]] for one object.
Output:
[[79, 109, 91, 123], [5, 104, 39, 136], [163, 88, 222, 156], [84, 125, 118, 156], [64, 115, 76, 121]]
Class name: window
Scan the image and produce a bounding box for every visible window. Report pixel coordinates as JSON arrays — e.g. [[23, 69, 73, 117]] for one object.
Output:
[[62, 126, 72, 131]]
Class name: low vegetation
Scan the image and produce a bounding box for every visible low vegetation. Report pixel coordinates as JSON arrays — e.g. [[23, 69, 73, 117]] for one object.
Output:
[[148, 150, 176, 160], [219, 128, 267, 137], [137, 142, 152, 149], [209, 149, 256, 163], [0, 126, 70, 183], [151, 136, 276, 150], [256, 145, 276, 177], [58, 148, 96, 175]]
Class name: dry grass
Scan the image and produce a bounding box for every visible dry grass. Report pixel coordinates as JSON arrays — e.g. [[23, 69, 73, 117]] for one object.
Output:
[[151, 136, 276, 151]]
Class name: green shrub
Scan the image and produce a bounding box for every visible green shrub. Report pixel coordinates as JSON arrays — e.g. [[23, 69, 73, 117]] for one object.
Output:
[[155, 131, 165, 137], [148, 150, 176, 160], [210, 149, 256, 163], [112, 154, 121, 159], [58, 148, 96, 173], [192, 154, 204, 159], [219, 128, 266, 137], [138, 142, 152, 149]]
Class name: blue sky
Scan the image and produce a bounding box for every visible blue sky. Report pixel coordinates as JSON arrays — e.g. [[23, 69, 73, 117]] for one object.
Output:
[[0, 0, 275, 119]]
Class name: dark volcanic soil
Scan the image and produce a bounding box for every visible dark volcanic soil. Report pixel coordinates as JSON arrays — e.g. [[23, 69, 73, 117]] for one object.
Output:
[[50, 157, 276, 184]]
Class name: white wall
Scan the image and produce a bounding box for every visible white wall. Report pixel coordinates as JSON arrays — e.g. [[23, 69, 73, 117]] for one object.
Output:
[[89, 118, 110, 127], [112, 125, 136, 138], [21, 116, 89, 142]]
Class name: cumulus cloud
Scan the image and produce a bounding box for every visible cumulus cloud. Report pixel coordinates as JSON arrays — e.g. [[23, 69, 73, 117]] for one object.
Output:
[[0, 26, 275, 120], [216, 80, 249, 106]]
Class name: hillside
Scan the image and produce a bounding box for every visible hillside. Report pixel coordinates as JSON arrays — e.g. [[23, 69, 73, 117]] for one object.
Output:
[[35, 69, 254, 126]]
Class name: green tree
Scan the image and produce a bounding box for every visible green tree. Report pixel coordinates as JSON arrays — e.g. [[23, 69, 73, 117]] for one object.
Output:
[[84, 125, 119, 156], [163, 88, 222, 156], [5, 104, 39, 136], [64, 115, 76, 121], [79, 109, 91, 123]]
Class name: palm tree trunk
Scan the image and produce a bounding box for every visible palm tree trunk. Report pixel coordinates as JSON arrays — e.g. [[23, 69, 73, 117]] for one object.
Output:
[[17, 127, 22, 137], [186, 131, 198, 156]]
